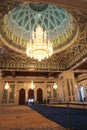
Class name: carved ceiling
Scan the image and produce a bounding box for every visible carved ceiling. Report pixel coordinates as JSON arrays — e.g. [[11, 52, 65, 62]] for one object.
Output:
[[0, 0, 87, 77]]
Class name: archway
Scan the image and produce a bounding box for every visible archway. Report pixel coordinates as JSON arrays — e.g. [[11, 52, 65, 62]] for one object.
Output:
[[37, 88, 43, 104], [28, 89, 34, 103], [19, 88, 25, 105]]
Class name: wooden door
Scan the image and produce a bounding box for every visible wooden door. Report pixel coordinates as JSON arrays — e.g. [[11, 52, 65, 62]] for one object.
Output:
[[19, 88, 25, 105], [37, 88, 43, 104]]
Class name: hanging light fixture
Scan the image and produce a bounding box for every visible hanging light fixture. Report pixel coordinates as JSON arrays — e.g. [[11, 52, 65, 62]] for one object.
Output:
[[53, 82, 57, 89], [4, 82, 9, 90], [29, 81, 35, 89], [26, 24, 53, 61]]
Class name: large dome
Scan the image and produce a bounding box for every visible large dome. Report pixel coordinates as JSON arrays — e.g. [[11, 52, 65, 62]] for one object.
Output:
[[0, 3, 78, 54]]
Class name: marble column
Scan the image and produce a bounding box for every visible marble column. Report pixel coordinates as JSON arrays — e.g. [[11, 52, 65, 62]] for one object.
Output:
[[62, 70, 77, 102], [0, 70, 2, 104]]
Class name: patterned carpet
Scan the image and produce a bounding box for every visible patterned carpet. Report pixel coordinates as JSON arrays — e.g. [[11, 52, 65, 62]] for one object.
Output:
[[0, 105, 65, 130]]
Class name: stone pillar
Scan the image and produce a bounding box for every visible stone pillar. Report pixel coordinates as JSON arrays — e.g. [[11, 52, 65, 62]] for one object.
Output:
[[15, 81, 20, 105], [57, 78, 62, 101], [62, 70, 77, 102], [57, 77, 66, 102], [24, 82, 29, 103], [44, 81, 47, 101], [0, 70, 2, 104], [51, 83, 53, 102], [14, 81, 17, 104], [34, 85, 37, 102]]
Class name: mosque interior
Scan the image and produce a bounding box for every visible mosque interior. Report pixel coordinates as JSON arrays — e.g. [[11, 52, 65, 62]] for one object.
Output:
[[0, 0, 87, 105]]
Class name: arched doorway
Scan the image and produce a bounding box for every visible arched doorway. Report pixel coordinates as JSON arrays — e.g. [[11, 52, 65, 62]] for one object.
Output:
[[19, 88, 25, 105], [28, 89, 34, 103], [37, 88, 43, 104]]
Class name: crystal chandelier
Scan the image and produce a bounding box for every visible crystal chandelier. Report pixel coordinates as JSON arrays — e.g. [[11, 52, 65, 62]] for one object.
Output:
[[4, 82, 9, 90], [26, 25, 53, 61], [53, 82, 57, 89], [29, 81, 35, 89]]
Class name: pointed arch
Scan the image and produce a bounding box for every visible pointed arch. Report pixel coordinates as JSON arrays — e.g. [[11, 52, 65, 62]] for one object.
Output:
[[28, 88, 34, 99], [37, 88, 43, 104], [19, 88, 25, 105]]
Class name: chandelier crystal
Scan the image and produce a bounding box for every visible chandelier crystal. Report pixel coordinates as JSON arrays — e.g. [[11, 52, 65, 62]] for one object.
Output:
[[53, 82, 57, 89], [26, 25, 53, 61], [4, 82, 9, 90], [29, 81, 35, 89]]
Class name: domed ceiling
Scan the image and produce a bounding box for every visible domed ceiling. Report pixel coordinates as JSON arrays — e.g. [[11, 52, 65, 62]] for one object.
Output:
[[1, 3, 78, 54], [0, 1, 87, 77]]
